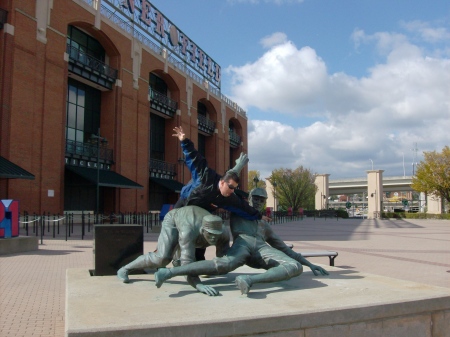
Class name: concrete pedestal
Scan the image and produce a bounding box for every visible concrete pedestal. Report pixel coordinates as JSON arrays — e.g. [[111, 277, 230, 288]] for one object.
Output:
[[93, 225, 143, 276], [66, 265, 450, 337], [0, 236, 38, 255]]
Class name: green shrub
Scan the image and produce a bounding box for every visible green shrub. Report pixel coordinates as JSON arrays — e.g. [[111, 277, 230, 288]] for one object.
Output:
[[381, 212, 450, 220], [404, 212, 428, 219], [336, 209, 349, 218]]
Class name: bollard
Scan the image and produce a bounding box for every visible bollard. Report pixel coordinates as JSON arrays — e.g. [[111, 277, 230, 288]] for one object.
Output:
[[82, 211, 86, 240], [40, 216, 44, 244], [25, 212, 29, 236], [65, 213, 68, 241], [34, 213, 38, 235]]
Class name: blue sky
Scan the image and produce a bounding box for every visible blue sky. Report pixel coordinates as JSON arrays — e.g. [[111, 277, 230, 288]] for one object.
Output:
[[150, 0, 450, 181]]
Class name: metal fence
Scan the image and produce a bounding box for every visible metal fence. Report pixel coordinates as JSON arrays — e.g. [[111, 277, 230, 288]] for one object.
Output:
[[271, 210, 338, 224], [302, 210, 338, 219], [271, 211, 303, 224], [18, 209, 337, 244], [65, 139, 113, 161], [19, 211, 162, 244]]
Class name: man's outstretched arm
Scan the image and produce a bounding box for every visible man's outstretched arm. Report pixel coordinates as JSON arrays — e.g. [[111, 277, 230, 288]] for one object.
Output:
[[174, 126, 210, 185]]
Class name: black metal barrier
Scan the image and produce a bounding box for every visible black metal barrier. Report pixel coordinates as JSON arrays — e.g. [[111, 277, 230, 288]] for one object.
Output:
[[271, 211, 304, 224], [19, 211, 163, 243], [19, 209, 339, 244], [20, 211, 66, 244], [270, 210, 338, 224], [302, 210, 338, 220]]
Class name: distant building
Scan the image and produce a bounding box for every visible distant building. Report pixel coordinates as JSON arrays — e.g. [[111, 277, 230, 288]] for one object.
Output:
[[0, 0, 248, 213], [338, 195, 348, 202]]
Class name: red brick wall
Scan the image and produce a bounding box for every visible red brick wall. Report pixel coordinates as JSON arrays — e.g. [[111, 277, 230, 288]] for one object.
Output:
[[2, 0, 248, 213]]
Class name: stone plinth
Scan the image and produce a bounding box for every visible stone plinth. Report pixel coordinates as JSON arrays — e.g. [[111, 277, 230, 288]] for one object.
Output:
[[66, 265, 450, 337], [93, 225, 143, 276], [0, 236, 38, 255]]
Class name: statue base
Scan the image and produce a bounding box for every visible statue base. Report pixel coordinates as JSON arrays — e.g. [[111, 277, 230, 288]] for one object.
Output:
[[0, 236, 38, 255], [66, 265, 450, 336]]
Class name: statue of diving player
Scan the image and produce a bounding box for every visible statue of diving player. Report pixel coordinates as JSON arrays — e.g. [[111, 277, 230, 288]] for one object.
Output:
[[117, 206, 230, 296], [155, 188, 328, 295]]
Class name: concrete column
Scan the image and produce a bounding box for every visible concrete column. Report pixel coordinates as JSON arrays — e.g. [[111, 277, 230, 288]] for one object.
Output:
[[315, 174, 330, 210], [426, 194, 443, 214], [367, 170, 384, 219], [94, 0, 102, 29], [132, 39, 142, 90], [265, 179, 278, 212], [36, 0, 52, 44], [419, 192, 426, 213]]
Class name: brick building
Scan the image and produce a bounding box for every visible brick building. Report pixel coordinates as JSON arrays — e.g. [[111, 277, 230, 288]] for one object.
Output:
[[0, 0, 248, 214]]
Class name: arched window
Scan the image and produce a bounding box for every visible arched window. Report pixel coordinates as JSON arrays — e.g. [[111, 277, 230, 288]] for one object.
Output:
[[67, 25, 105, 62]]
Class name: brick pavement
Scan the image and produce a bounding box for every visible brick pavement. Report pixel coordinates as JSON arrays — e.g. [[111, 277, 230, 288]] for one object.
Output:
[[0, 218, 449, 337]]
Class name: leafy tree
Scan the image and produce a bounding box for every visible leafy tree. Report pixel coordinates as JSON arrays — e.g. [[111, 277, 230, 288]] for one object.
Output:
[[248, 170, 266, 191], [411, 146, 450, 206], [269, 167, 316, 211]]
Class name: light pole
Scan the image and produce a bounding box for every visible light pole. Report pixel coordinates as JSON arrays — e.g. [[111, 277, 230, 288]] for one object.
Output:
[[363, 191, 366, 218], [272, 180, 277, 211], [402, 152, 406, 178], [91, 128, 107, 215], [253, 175, 259, 188]]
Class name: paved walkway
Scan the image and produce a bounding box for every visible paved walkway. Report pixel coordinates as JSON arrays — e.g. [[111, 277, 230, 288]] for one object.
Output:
[[0, 218, 449, 336]]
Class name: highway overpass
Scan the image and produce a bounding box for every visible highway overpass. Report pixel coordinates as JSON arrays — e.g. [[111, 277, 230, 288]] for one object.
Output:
[[329, 176, 413, 195]]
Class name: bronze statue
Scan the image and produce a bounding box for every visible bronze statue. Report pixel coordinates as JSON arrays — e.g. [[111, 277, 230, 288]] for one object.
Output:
[[172, 126, 271, 261], [117, 206, 229, 296], [154, 188, 328, 295]]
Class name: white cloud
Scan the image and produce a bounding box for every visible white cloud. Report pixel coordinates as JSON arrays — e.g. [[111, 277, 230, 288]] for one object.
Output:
[[352, 29, 418, 59], [232, 30, 450, 180], [227, 42, 328, 114], [401, 20, 450, 43], [260, 32, 288, 49]]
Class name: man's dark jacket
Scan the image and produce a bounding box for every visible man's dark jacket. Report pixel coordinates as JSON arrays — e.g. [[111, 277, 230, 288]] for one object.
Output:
[[177, 138, 261, 220]]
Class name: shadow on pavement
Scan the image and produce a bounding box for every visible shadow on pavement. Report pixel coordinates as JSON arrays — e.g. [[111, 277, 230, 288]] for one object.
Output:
[[374, 219, 424, 228], [23, 249, 87, 255]]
